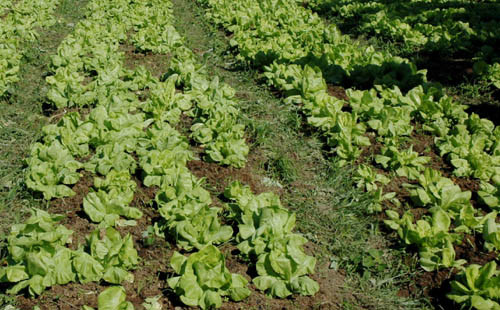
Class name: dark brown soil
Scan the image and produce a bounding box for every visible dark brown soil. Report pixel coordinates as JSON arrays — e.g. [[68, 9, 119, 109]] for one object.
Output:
[[452, 177, 480, 193], [327, 84, 349, 102], [187, 153, 281, 196], [50, 171, 96, 249], [454, 234, 497, 266], [386, 175, 413, 200], [120, 44, 171, 78], [357, 133, 382, 164], [410, 130, 454, 178]]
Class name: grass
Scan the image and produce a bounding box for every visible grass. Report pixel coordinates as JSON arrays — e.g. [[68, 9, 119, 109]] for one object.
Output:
[[171, 0, 432, 308], [0, 0, 89, 307]]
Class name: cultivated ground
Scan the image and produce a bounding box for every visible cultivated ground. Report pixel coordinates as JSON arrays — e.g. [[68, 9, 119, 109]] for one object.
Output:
[[1, 0, 499, 309]]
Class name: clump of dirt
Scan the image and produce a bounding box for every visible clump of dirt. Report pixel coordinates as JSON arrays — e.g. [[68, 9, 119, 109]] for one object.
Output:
[[453, 177, 480, 193], [175, 114, 194, 136], [410, 132, 433, 155], [384, 175, 415, 208], [187, 153, 281, 196], [410, 130, 454, 177], [454, 234, 498, 266], [327, 84, 349, 102], [120, 44, 171, 78], [49, 171, 95, 248], [17, 282, 101, 310], [413, 269, 458, 310], [131, 176, 158, 208], [357, 133, 383, 164]]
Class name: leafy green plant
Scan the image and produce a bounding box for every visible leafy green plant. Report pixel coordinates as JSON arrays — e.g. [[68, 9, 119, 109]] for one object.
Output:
[[84, 227, 139, 284], [0, 209, 74, 296], [42, 112, 93, 157], [0, 209, 140, 296], [479, 180, 500, 211], [154, 170, 233, 251], [25, 141, 82, 200], [368, 188, 398, 213], [375, 140, 429, 179], [482, 218, 500, 252], [83, 286, 134, 310], [252, 234, 320, 298], [406, 168, 472, 217], [385, 208, 465, 271], [168, 245, 250, 309], [83, 170, 142, 227], [354, 164, 390, 192], [224, 182, 319, 297], [142, 226, 156, 247], [447, 261, 500, 310]]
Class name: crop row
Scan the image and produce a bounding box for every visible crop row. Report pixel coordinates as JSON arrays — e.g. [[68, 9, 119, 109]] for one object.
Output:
[[0, 0, 61, 96], [196, 0, 500, 308], [0, 0, 318, 308], [307, 0, 500, 88]]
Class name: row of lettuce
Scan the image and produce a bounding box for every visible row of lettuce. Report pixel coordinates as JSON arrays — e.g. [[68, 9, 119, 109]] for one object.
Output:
[[1, 0, 320, 309], [306, 0, 500, 89], [196, 0, 500, 308], [0, 0, 61, 97]]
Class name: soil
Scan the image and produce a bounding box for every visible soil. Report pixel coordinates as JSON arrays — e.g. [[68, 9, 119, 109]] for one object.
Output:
[[327, 84, 349, 102], [187, 152, 281, 196], [49, 171, 96, 249], [120, 44, 172, 79], [385, 175, 414, 205], [357, 133, 382, 164]]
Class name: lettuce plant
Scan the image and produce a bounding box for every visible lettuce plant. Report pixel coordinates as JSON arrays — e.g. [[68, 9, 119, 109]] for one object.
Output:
[[447, 261, 500, 310], [406, 168, 472, 218], [224, 182, 319, 297], [83, 286, 134, 310], [479, 181, 500, 210], [375, 139, 429, 179], [154, 170, 232, 251], [384, 208, 465, 271], [0, 209, 74, 296], [0, 210, 140, 296], [481, 217, 500, 252], [84, 143, 137, 176], [25, 141, 82, 200], [42, 112, 93, 157], [354, 164, 390, 192], [85, 227, 138, 284], [83, 170, 142, 227], [142, 75, 192, 124], [168, 245, 250, 309]]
